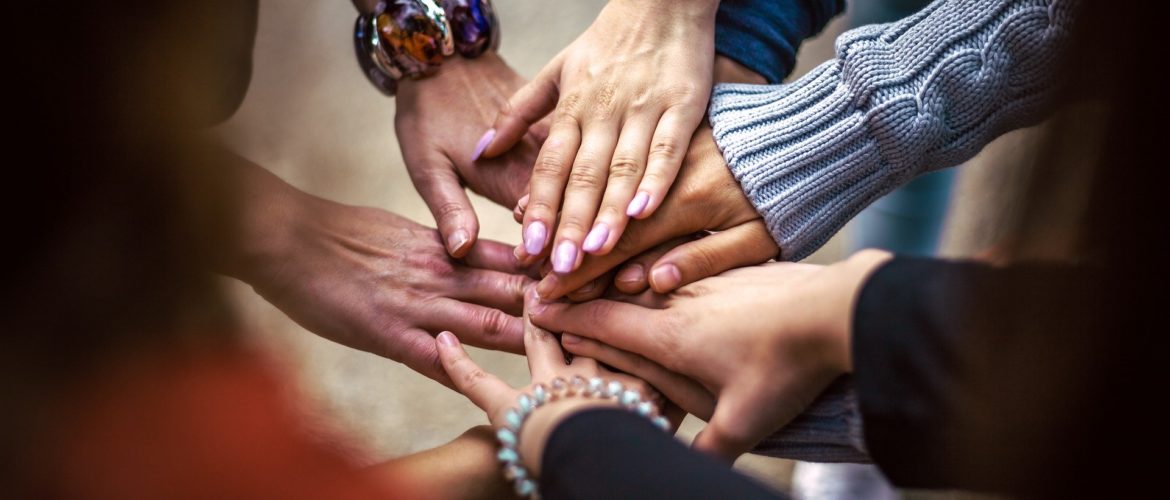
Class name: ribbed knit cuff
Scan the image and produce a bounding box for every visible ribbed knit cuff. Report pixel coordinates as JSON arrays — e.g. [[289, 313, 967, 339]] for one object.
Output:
[[709, 68, 905, 261], [750, 376, 869, 463]]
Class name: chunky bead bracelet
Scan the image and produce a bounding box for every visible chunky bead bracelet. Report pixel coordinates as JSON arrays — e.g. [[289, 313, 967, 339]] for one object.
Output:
[[496, 376, 671, 499], [354, 0, 499, 95]]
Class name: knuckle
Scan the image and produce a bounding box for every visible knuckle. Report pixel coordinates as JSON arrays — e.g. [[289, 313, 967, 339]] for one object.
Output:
[[533, 152, 569, 179], [557, 94, 583, 118], [433, 200, 468, 221], [478, 308, 513, 341], [566, 163, 604, 190], [608, 156, 643, 180], [683, 246, 720, 279], [648, 138, 682, 162]]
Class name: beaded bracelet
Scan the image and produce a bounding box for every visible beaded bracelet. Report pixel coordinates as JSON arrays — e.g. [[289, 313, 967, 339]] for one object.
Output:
[[496, 376, 671, 499], [354, 0, 498, 95]]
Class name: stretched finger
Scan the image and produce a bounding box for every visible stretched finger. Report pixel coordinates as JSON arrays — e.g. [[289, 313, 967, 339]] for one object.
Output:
[[648, 221, 778, 293], [528, 298, 665, 358], [479, 58, 563, 160], [523, 289, 567, 380], [521, 116, 581, 260], [450, 267, 530, 316], [550, 124, 620, 274], [561, 333, 714, 420], [421, 299, 524, 354], [435, 331, 514, 412], [380, 327, 452, 388], [406, 159, 478, 257], [583, 114, 657, 255], [630, 106, 702, 220]]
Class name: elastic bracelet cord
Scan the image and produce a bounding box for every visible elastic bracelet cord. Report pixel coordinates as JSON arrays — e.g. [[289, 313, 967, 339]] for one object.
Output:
[[496, 376, 671, 499]]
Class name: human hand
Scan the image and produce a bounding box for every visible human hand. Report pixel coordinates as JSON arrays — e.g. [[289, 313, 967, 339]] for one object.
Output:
[[530, 251, 893, 460], [225, 162, 534, 385], [519, 127, 779, 300], [479, 0, 718, 273], [396, 53, 547, 257], [433, 291, 682, 475]]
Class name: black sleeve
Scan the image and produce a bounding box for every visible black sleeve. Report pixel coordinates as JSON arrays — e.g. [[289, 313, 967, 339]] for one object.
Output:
[[853, 256, 1109, 494], [540, 409, 787, 500]]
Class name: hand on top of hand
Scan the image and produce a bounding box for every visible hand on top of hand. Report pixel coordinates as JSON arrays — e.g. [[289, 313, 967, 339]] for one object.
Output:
[[477, 0, 718, 274], [396, 53, 548, 257], [528, 251, 893, 460]]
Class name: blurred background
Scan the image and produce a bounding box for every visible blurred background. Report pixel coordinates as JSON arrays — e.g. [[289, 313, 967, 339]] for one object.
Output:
[[218, 0, 1033, 492]]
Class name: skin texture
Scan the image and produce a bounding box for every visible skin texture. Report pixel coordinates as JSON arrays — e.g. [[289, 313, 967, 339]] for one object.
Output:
[[480, 0, 719, 274], [434, 290, 684, 475], [521, 126, 779, 300], [529, 250, 893, 460], [223, 156, 535, 386], [396, 53, 548, 257], [370, 426, 513, 500]]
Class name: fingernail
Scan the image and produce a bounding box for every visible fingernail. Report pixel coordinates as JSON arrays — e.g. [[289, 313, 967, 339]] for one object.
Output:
[[447, 229, 470, 255], [626, 191, 651, 217], [616, 263, 645, 284], [536, 273, 559, 299], [470, 128, 496, 162], [517, 194, 530, 211], [513, 244, 524, 261], [525, 287, 547, 314], [523, 221, 547, 255], [562, 333, 581, 345], [582, 223, 610, 253], [552, 240, 577, 274], [437, 331, 458, 347], [650, 264, 681, 291]]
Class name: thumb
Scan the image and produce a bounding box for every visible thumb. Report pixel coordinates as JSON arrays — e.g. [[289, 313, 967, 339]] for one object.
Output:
[[692, 381, 786, 462], [480, 58, 562, 159], [407, 159, 480, 257], [649, 221, 778, 293], [435, 331, 513, 418]]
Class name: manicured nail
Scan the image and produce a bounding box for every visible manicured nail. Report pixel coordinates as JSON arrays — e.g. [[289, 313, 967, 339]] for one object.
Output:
[[582, 223, 610, 253], [562, 333, 582, 345], [536, 273, 559, 299], [517, 193, 530, 211], [552, 241, 577, 274], [650, 264, 681, 291], [616, 263, 645, 284], [447, 229, 471, 255], [626, 191, 651, 217], [470, 128, 496, 162], [523, 221, 547, 255], [437, 331, 458, 347]]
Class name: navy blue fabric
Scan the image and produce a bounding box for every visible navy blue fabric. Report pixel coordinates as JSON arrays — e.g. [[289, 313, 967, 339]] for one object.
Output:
[[714, 0, 845, 83]]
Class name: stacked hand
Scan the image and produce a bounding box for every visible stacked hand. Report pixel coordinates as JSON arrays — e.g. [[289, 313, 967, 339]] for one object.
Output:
[[480, 0, 718, 275], [529, 251, 893, 460]]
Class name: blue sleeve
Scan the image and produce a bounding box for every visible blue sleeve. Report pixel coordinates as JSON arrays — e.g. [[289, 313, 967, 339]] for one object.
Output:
[[715, 0, 845, 83]]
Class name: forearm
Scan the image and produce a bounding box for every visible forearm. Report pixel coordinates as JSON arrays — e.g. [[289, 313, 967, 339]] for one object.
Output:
[[710, 0, 1077, 260], [368, 427, 511, 500]]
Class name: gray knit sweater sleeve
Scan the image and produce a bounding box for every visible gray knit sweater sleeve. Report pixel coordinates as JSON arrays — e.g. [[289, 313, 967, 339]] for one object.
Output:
[[708, 0, 1076, 260]]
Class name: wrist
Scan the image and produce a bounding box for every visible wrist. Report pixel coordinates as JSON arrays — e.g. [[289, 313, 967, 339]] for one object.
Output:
[[222, 164, 316, 286], [517, 398, 619, 475], [830, 250, 895, 372]]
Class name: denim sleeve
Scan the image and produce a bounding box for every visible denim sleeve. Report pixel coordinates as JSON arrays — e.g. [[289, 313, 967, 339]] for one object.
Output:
[[715, 0, 845, 83]]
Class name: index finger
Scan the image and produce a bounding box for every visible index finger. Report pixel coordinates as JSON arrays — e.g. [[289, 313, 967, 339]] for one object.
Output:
[[528, 298, 665, 359]]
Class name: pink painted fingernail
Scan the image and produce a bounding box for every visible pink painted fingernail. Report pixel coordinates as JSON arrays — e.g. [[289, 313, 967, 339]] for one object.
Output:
[[552, 240, 578, 274], [524, 221, 547, 255], [626, 191, 651, 217], [437, 331, 458, 347], [470, 128, 496, 162], [582, 223, 610, 253], [562, 333, 582, 345], [650, 264, 682, 291], [517, 193, 530, 211]]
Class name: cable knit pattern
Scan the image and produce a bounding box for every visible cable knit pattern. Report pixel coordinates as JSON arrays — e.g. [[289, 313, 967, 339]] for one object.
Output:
[[708, 0, 1076, 260]]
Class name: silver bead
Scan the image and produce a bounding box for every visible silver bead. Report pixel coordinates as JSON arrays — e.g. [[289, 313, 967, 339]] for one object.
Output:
[[532, 384, 548, 405], [549, 377, 567, 399], [517, 394, 534, 414], [587, 377, 604, 397], [620, 389, 640, 407], [497, 447, 519, 464], [504, 463, 527, 481], [569, 375, 587, 395], [496, 428, 517, 448], [505, 409, 523, 430], [606, 380, 624, 398], [515, 478, 536, 496], [636, 401, 655, 416], [652, 415, 671, 431]]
